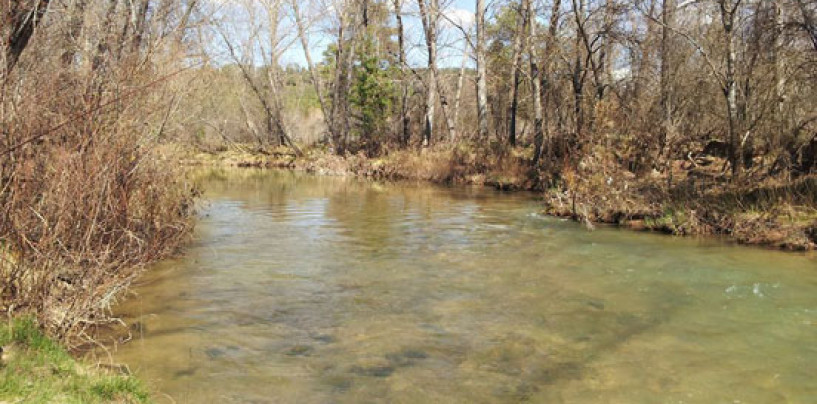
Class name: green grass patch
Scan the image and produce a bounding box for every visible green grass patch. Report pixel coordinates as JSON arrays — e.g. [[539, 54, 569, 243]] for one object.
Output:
[[0, 318, 150, 403]]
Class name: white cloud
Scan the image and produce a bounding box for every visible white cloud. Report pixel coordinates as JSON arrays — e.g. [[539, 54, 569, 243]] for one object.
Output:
[[442, 8, 474, 30]]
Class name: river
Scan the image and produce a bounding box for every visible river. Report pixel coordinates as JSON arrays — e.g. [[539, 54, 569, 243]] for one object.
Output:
[[111, 168, 817, 403]]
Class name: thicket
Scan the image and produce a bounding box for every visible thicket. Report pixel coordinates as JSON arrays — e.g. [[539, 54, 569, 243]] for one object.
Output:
[[1, 0, 199, 343], [195, 0, 816, 177], [190, 0, 817, 247]]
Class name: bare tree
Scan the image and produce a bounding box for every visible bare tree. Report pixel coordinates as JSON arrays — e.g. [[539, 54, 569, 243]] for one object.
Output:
[[291, 0, 340, 149], [544, 0, 562, 143], [528, 0, 545, 163], [216, 0, 300, 153], [659, 0, 676, 159], [451, 42, 469, 143], [392, 0, 411, 145], [476, 0, 489, 138], [328, 0, 360, 153], [795, 0, 817, 52], [508, 1, 526, 147], [2, 0, 52, 74], [418, 0, 439, 146], [718, 0, 743, 176], [60, 0, 88, 67], [570, 0, 588, 140]]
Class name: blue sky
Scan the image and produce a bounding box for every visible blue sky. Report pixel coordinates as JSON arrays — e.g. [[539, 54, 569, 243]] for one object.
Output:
[[280, 0, 480, 68], [209, 0, 481, 69]]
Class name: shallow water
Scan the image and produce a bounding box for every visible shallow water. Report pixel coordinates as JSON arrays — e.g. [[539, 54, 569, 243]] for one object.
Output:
[[111, 169, 817, 403]]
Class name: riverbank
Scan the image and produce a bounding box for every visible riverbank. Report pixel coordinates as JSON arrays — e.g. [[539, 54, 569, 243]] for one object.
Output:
[[544, 167, 817, 251], [0, 144, 196, 344], [175, 143, 817, 251], [0, 140, 195, 401], [0, 318, 148, 403], [172, 143, 538, 189]]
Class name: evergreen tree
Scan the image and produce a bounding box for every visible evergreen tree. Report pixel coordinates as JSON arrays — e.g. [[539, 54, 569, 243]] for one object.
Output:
[[349, 33, 396, 155]]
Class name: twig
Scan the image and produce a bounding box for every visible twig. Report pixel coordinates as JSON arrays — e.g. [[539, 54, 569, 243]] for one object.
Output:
[[0, 62, 205, 156]]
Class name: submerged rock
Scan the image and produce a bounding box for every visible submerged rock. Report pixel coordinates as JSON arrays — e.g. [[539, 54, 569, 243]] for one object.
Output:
[[401, 349, 429, 359], [174, 367, 198, 378], [586, 300, 605, 310], [205, 347, 225, 360], [351, 365, 395, 378], [205, 345, 240, 360], [323, 375, 353, 392], [311, 334, 336, 344], [350, 357, 396, 377], [284, 344, 314, 357], [385, 348, 430, 368]]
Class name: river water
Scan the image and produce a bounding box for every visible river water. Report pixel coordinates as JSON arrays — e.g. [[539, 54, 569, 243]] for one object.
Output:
[[111, 169, 817, 403]]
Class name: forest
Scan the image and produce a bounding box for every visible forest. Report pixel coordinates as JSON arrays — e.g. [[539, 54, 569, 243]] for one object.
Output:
[[2, 0, 817, 342]]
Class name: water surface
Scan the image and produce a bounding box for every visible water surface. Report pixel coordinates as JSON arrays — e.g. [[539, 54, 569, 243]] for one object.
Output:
[[112, 169, 817, 403]]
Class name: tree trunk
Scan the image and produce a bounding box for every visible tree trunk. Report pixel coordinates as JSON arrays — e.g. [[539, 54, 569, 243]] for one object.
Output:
[[476, 0, 489, 138], [452, 45, 469, 143], [60, 0, 88, 67], [719, 0, 741, 177], [418, 0, 438, 146], [597, 0, 614, 101], [218, 23, 300, 154], [329, 5, 358, 154], [659, 0, 675, 157], [392, 0, 411, 146], [572, 0, 587, 142], [265, 0, 288, 147], [772, 0, 784, 134], [528, 0, 545, 164], [292, 0, 339, 149], [3, 0, 53, 74], [92, 0, 119, 71], [173, 0, 198, 45], [573, 0, 606, 137], [572, 57, 584, 141], [508, 4, 526, 147], [129, 0, 150, 54], [796, 0, 817, 52], [538, 0, 562, 162]]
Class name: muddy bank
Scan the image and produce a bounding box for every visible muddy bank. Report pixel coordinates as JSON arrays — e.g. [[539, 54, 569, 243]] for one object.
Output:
[[176, 144, 817, 251]]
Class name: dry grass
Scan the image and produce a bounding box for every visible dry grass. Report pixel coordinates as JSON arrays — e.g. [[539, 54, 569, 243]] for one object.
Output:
[[1, 64, 196, 346], [542, 150, 817, 250], [183, 142, 540, 189]]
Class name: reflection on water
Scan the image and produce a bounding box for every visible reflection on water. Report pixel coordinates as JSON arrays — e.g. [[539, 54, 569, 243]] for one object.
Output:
[[111, 169, 817, 403]]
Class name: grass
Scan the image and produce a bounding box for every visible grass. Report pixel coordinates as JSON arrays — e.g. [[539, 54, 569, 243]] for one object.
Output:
[[0, 318, 150, 403]]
